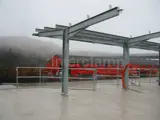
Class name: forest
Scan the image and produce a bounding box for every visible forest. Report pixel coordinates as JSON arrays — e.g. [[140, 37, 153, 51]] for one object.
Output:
[[0, 48, 47, 83], [0, 36, 63, 84]]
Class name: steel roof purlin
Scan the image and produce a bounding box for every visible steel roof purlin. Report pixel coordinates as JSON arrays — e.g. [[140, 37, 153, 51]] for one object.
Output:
[[129, 40, 160, 51], [55, 24, 128, 41], [33, 28, 124, 47], [33, 26, 160, 51], [128, 32, 160, 44], [32, 6, 160, 52]]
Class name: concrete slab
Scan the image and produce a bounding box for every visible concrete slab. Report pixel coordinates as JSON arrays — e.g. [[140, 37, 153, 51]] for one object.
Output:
[[0, 79, 160, 120]]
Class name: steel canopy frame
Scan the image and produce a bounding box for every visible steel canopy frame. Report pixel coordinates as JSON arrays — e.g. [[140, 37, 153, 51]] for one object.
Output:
[[34, 7, 122, 95], [34, 28, 124, 47], [128, 32, 160, 44], [67, 7, 122, 34], [34, 26, 126, 46], [33, 6, 160, 95], [34, 28, 160, 51], [34, 26, 160, 51], [70, 37, 123, 47], [55, 24, 128, 41], [131, 46, 158, 51], [130, 41, 160, 51]]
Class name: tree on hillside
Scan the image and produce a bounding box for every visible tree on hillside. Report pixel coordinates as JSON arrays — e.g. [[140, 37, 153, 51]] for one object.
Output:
[[0, 48, 47, 83]]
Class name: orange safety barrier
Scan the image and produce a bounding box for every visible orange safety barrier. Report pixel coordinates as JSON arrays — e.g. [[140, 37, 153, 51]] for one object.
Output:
[[122, 64, 133, 89], [45, 55, 159, 82]]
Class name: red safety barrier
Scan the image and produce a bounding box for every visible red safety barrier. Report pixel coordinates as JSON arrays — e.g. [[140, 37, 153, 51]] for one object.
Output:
[[122, 64, 133, 89], [44, 55, 159, 81]]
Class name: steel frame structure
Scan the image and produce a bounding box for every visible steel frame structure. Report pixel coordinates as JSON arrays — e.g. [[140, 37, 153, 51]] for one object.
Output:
[[33, 6, 160, 95]]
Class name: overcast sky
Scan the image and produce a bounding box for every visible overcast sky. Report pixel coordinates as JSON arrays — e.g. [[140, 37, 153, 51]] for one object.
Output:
[[0, 0, 160, 54]]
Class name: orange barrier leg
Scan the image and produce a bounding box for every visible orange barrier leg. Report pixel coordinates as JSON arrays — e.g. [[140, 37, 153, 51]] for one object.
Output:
[[122, 64, 132, 89]]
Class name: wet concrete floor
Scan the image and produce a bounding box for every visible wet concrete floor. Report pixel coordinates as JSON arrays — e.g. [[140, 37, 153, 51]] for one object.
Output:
[[0, 79, 160, 120]]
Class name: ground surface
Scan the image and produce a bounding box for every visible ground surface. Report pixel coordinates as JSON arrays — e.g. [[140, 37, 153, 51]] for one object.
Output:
[[0, 78, 160, 120]]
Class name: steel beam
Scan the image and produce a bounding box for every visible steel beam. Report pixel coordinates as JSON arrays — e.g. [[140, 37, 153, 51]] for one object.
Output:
[[68, 7, 122, 34], [132, 47, 158, 51], [56, 24, 128, 41], [131, 44, 158, 49], [74, 34, 124, 43], [130, 41, 160, 48], [35, 28, 46, 32], [56, 25, 124, 42], [128, 31, 160, 44], [34, 31, 123, 46], [129, 40, 159, 51], [142, 41, 160, 46], [35, 27, 59, 32], [130, 45, 158, 51], [32, 33, 39, 36], [56, 25, 87, 38], [80, 30, 128, 41], [33, 7, 122, 40], [34, 27, 63, 38], [130, 59, 159, 65], [71, 36, 123, 46], [44, 27, 58, 31], [123, 43, 129, 89], [62, 28, 69, 95], [37, 29, 63, 38], [34, 26, 124, 46], [33, 28, 159, 51]]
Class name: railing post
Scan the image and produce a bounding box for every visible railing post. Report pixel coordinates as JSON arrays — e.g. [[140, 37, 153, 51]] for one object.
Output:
[[93, 68, 97, 91], [16, 67, 19, 88], [150, 68, 152, 83], [39, 68, 42, 84], [116, 67, 119, 85], [138, 68, 141, 86]]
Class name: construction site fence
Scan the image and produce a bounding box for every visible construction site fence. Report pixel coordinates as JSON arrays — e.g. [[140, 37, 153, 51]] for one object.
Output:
[[15, 67, 159, 86]]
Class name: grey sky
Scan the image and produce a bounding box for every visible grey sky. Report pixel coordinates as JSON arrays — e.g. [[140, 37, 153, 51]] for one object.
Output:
[[0, 0, 160, 54]]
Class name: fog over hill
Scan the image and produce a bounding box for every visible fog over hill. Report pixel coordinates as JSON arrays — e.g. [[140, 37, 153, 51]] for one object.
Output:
[[0, 36, 158, 58], [0, 36, 116, 58], [0, 36, 62, 58]]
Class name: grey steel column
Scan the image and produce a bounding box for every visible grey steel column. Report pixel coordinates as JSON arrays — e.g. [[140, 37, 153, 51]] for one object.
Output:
[[123, 43, 129, 89], [62, 33, 65, 94], [62, 28, 69, 95], [158, 49, 160, 85]]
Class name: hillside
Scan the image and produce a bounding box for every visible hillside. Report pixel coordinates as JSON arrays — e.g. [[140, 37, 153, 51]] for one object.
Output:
[[0, 36, 158, 83], [0, 36, 119, 58], [0, 36, 62, 58], [0, 36, 158, 59]]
